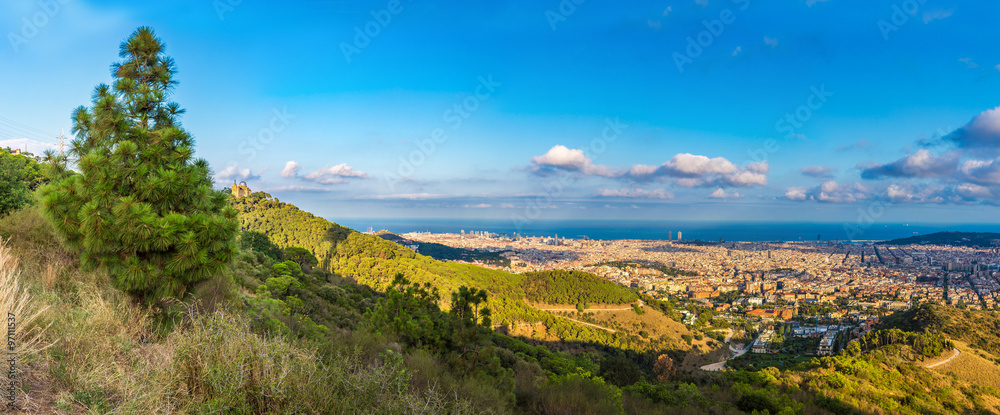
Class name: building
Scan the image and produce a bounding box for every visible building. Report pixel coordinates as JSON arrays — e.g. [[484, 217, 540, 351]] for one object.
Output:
[[678, 231, 683, 241], [746, 308, 794, 320], [752, 329, 775, 353], [231, 181, 251, 198], [817, 330, 838, 356]]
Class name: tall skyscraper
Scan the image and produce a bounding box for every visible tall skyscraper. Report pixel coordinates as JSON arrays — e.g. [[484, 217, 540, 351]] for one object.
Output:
[[668, 231, 672, 241], [678, 231, 682, 241]]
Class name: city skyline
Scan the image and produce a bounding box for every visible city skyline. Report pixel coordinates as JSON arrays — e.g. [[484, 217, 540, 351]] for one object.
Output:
[[3, 1, 1000, 223]]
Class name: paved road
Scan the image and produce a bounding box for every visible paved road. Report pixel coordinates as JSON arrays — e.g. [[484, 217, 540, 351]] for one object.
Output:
[[925, 348, 961, 369], [701, 339, 752, 372]]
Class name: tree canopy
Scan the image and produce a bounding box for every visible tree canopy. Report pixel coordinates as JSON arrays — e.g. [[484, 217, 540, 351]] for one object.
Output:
[[40, 27, 237, 301]]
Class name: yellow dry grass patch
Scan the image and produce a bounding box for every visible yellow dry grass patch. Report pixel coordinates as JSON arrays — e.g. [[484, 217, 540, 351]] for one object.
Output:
[[586, 307, 694, 346], [931, 341, 1000, 392]]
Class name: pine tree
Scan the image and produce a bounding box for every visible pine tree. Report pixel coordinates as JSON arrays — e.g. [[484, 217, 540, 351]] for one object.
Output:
[[40, 27, 237, 302]]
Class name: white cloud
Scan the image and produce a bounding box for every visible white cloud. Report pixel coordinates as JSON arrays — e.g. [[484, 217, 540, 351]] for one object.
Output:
[[530, 145, 618, 177], [303, 163, 371, 184], [732, 46, 742, 56], [0, 138, 57, 154], [647, 19, 661, 30], [499, 203, 516, 208], [944, 106, 1000, 154], [860, 149, 959, 179], [960, 158, 1000, 185], [280, 161, 300, 178], [956, 183, 993, 199], [805, 0, 830, 6], [355, 193, 450, 200], [800, 165, 836, 178], [629, 154, 768, 187], [922, 9, 953, 24], [886, 183, 946, 204], [959, 57, 978, 69], [695, 0, 708, 6], [707, 188, 742, 199], [595, 188, 674, 199], [262, 185, 335, 193], [529, 148, 768, 188], [764, 36, 778, 48], [785, 181, 870, 203], [784, 187, 808, 201], [216, 163, 260, 181], [662, 6, 672, 16], [463, 203, 492, 208]]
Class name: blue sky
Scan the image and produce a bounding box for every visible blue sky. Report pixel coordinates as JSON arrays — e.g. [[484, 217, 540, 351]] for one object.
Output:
[[3, 0, 1000, 224]]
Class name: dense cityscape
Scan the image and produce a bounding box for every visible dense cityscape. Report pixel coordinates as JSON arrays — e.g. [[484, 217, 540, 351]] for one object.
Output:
[[397, 230, 1000, 356], [402, 230, 1000, 311]]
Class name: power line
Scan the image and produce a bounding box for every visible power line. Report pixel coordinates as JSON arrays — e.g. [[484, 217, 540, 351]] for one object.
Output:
[[58, 129, 67, 158], [0, 123, 58, 143], [0, 116, 58, 137]]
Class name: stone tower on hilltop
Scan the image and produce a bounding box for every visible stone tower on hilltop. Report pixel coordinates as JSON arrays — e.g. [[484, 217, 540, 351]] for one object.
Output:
[[231, 180, 250, 198]]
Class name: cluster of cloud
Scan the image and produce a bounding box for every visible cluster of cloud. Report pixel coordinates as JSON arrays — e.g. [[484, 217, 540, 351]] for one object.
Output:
[[784, 180, 870, 203], [530, 145, 618, 177], [595, 188, 674, 199], [860, 107, 1000, 203], [281, 160, 370, 184], [530, 146, 769, 188], [800, 165, 836, 178], [922, 9, 953, 24], [216, 163, 261, 181], [782, 106, 1000, 206], [707, 188, 742, 199], [859, 149, 959, 179]]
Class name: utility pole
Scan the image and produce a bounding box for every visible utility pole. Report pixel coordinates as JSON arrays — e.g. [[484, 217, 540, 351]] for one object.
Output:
[[58, 129, 67, 158]]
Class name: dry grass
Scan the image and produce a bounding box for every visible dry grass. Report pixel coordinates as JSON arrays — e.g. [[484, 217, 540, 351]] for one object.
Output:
[[932, 342, 1000, 392], [0, 238, 54, 379], [0, 207, 480, 413], [585, 306, 694, 349]]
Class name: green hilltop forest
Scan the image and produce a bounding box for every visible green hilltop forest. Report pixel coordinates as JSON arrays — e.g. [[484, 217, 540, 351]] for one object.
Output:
[[878, 231, 1000, 248], [376, 231, 511, 267], [2, 27, 1000, 414], [520, 270, 640, 305]]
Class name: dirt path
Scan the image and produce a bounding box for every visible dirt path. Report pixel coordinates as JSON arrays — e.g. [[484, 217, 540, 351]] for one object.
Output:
[[537, 306, 636, 312], [536, 300, 643, 313], [555, 315, 617, 333], [925, 348, 960, 368]]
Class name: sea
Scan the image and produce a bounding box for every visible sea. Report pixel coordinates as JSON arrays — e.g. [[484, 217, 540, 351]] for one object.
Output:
[[333, 219, 1000, 243]]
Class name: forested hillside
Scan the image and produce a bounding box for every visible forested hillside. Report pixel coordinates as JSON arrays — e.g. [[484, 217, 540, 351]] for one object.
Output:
[[231, 191, 352, 267], [378, 231, 510, 267], [880, 303, 1000, 358], [521, 270, 639, 305], [233, 193, 663, 350]]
